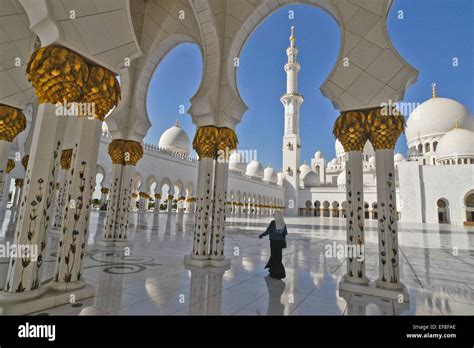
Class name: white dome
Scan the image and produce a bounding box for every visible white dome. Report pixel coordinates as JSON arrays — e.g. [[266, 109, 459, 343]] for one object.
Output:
[[394, 153, 405, 162], [246, 160, 264, 178], [229, 151, 247, 172], [303, 171, 320, 187], [314, 151, 322, 159], [337, 171, 346, 186], [406, 97, 473, 143], [158, 121, 190, 154], [368, 156, 376, 164], [335, 139, 374, 156], [299, 163, 311, 178], [330, 158, 337, 165], [263, 166, 277, 183], [436, 127, 474, 161]]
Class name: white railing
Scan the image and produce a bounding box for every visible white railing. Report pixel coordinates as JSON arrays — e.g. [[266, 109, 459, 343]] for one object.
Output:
[[101, 130, 198, 163]]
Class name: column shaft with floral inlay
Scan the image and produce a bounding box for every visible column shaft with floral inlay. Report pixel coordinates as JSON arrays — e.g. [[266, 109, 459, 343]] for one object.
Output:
[[367, 108, 406, 292], [186, 126, 218, 264], [210, 128, 237, 264], [101, 140, 143, 245], [333, 110, 369, 286], [53, 148, 73, 230]]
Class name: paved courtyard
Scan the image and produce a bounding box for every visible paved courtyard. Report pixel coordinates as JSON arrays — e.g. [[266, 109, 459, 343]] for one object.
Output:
[[1, 210, 474, 315]]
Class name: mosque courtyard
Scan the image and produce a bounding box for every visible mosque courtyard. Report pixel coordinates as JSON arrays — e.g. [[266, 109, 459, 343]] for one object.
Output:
[[1, 210, 471, 316]]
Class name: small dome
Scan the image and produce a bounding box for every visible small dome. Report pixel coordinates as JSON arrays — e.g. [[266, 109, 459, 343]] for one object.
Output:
[[263, 166, 277, 183], [406, 97, 473, 143], [330, 158, 337, 165], [335, 139, 345, 156], [303, 171, 319, 188], [246, 160, 264, 178], [436, 126, 474, 161], [299, 163, 311, 178], [368, 156, 376, 164], [158, 120, 190, 154], [394, 153, 405, 162], [337, 171, 346, 186], [314, 151, 322, 159], [229, 151, 247, 172]]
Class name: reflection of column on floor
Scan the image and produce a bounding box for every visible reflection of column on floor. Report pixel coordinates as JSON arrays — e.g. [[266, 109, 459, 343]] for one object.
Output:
[[101, 140, 143, 246], [205, 266, 229, 314], [187, 267, 207, 315]]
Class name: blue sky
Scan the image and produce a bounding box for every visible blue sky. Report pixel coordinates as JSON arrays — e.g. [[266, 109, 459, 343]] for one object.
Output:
[[145, 0, 473, 171]]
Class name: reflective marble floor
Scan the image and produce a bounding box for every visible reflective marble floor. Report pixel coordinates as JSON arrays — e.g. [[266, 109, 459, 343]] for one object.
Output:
[[1, 209, 474, 315]]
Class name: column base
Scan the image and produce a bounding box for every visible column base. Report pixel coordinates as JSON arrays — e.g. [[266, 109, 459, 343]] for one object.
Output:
[[341, 273, 370, 286], [96, 239, 132, 247], [339, 278, 409, 302], [0, 282, 95, 315], [184, 255, 232, 268]]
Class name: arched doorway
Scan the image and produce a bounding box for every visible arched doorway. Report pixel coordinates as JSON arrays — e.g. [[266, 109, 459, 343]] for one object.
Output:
[[314, 200, 321, 217], [465, 192, 474, 225], [436, 198, 449, 224]]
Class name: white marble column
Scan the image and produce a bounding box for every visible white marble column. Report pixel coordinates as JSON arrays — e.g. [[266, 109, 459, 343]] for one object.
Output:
[[166, 193, 173, 213], [52, 149, 73, 231], [341, 151, 369, 285], [50, 117, 102, 290], [185, 157, 214, 265], [101, 164, 135, 245], [1, 104, 64, 299], [375, 148, 404, 291], [154, 194, 161, 213], [100, 139, 142, 246], [209, 161, 230, 266]]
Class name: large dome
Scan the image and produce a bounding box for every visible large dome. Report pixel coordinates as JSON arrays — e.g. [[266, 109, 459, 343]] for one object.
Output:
[[436, 127, 474, 161], [406, 97, 472, 143], [158, 121, 190, 154], [303, 171, 319, 187], [246, 160, 264, 178], [337, 171, 346, 186]]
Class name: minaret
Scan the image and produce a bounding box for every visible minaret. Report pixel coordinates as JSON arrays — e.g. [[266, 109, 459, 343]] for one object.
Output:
[[281, 26, 304, 217]]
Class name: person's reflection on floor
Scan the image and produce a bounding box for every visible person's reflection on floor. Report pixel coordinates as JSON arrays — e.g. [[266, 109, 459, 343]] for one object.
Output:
[[260, 276, 286, 315]]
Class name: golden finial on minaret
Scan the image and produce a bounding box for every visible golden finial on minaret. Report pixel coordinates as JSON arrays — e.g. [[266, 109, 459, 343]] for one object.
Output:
[[455, 119, 460, 128], [289, 26, 295, 47], [431, 82, 437, 98], [175, 119, 179, 127]]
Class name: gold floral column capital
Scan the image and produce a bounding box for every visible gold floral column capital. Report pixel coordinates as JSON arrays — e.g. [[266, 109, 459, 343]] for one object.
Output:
[[216, 127, 238, 160], [60, 148, 73, 169], [108, 139, 144, 166], [154, 194, 161, 200], [0, 105, 27, 142], [15, 178, 24, 187], [6, 159, 15, 173], [100, 187, 109, 194], [367, 107, 405, 150], [82, 66, 121, 120], [27, 45, 89, 104], [333, 109, 369, 152], [193, 125, 219, 159]]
